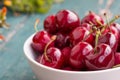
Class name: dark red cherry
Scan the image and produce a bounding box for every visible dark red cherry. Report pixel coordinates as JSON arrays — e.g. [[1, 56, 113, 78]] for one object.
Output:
[[70, 27, 89, 46], [81, 11, 104, 26], [69, 42, 93, 70], [98, 32, 118, 52], [115, 52, 120, 65], [40, 47, 64, 69], [61, 47, 71, 66], [85, 44, 114, 70], [32, 30, 52, 53], [55, 33, 70, 49], [44, 15, 57, 34], [62, 66, 73, 71], [56, 9, 80, 33]]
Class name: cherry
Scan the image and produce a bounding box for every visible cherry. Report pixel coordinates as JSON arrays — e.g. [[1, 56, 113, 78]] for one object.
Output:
[[85, 43, 114, 70], [81, 23, 92, 31], [40, 36, 64, 69], [111, 23, 120, 52], [62, 66, 73, 71], [32, 10, 120, 71], [98, 32, 118, 52], [81, 11, 104, 26], [55, 33, 70, 49], [114, 52, 120, 65], [102, 25, 119, 39], [40, 47, 64, 69], [31, 30, 52, 53], [70, 27, 90, 46], [56, 9, 80, 33], [112, 23, 120, 33], [84, 33, 95, 47], [61, 47, 71, 66], [44, 15, 57, 34], [69, 42, 93, 70]]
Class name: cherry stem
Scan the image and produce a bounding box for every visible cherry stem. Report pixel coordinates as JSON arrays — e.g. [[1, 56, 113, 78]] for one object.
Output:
[[34, 19, 40, 32], [82, 26, 97, 42], [96, 19, 103, 26], [104, 13, 110, 27], [44, 35, 57, 62], [112, 64, 120, 68], [109, 15, 120, 24], [101, 13, 110, 33], [94, 29, 101, 53]]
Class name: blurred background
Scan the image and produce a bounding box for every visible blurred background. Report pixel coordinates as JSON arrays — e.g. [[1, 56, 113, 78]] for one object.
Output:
[[0, 0, 120, 80]]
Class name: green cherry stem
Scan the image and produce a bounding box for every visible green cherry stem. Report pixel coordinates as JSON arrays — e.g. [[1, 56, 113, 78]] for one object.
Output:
[[104, 13, 110, 27], [34, 19, 40, 32], [94, 29, 101, 53], [96, 19, 103, 26], [44, 35, 57, 62], [109, 15, 120, 24], [101, 13, 110, 33], [101, 15, 120, 33]]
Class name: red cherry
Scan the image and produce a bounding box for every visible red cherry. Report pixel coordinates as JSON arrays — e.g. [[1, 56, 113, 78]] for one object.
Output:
[[85, 44, 114, 70], [70, 27, 89, 46], [111, 23, 120, 52], [31, 30, 52, 53], [115, 52, 120, 65], [103, 25, 119, 39], [84, 33, 95, 47], [40, 47, 64, 69], [112, 23, 120, 33], [56, 9, 80, 33], [61, 47, 71, 66], [81, 11, 104, 26], [81, 23, 92, 30], [69, 42, 93, 70], [62, 66, 73, 71], [55, 33, 70, 49], [98, 32, 118, 52], [44, 15, 57, 34]]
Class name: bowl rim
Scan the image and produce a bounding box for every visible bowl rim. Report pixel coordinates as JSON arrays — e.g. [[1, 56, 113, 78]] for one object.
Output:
[[23, 33, 120, 74]]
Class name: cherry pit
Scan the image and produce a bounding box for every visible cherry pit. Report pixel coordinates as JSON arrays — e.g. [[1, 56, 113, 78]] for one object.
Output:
[[31, 9, 120, 71]]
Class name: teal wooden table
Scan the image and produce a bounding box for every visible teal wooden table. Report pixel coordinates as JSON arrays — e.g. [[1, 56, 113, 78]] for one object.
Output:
[[0, 0, 120, 80]]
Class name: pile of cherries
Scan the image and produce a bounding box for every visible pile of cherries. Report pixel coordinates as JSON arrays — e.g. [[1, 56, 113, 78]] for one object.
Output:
[[31, 9, 120, 71]]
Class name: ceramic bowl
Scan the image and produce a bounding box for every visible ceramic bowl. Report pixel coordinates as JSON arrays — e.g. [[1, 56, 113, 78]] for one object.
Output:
[[23, 34, 120, 80]]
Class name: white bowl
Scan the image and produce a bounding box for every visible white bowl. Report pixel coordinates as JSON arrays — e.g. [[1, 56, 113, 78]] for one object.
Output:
[[23, 34, 120, 80]]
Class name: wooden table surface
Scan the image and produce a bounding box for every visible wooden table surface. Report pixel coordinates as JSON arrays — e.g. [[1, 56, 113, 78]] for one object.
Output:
[[0, 0, 120, 80]]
